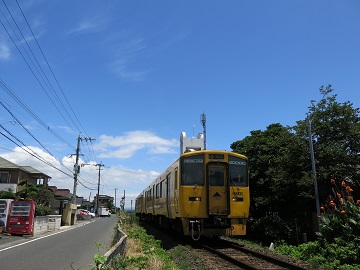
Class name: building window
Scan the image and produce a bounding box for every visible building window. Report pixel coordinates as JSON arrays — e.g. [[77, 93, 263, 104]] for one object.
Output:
[[0, 172, 10, 183]]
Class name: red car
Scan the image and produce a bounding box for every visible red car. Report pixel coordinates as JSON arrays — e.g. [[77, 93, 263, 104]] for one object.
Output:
[[76, 209, 91, 220]]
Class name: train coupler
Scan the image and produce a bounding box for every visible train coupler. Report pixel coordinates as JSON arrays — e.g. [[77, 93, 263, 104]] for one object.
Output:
[[190, 220, 201, 241]]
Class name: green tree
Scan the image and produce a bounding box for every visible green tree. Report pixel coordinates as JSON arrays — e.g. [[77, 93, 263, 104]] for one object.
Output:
[[17, 180, 55, 216], [231, 123, 313, 243], [17, 180, 39, 200], [0, 188, 18, 199], [294, 84, 360, 201]]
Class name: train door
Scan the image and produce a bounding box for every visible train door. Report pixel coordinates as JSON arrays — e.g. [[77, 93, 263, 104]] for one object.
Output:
[[207, 164, 229, 215]]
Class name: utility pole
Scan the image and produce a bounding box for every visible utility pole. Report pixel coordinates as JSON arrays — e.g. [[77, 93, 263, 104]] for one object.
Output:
[[95, 163, 105, 215], [71, 134, 95, 205], [114, 188, 117, 213], [307, 117, 321, 232], [120, 190, 125, 213]]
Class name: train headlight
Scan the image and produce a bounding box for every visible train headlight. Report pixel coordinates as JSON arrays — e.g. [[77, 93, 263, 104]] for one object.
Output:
[[189, 197, 201, 201], [232, 197, 244, 202]]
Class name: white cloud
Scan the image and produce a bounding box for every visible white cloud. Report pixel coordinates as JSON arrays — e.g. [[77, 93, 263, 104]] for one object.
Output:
[[111, 59, 149, 81], [0, 145, 159, 208], [94, 130, 178, 159], [67, 19, 105, 35], [0, 42, 10, 61]]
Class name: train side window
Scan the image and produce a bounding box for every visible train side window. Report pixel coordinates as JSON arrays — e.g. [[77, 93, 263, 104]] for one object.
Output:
[[159, 181, 162, 198], [161, 180, 165, 198], [175, 168, 178, 189], [156, 184, 159, 198]]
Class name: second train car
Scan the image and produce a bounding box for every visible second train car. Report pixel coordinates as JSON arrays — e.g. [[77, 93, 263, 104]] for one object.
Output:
[[135, 150, 249, 240]]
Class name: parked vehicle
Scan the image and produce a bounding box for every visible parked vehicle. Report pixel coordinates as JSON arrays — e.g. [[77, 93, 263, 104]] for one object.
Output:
[[78, 209, 95, 218], [76, 209, 91, 220], [98, 207, 110, 217]]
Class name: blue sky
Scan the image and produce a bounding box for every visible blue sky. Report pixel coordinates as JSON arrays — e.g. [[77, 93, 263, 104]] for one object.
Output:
[[0, 0, 359, 209]]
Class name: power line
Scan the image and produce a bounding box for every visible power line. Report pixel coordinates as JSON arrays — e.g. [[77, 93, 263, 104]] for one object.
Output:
[[0, 100, 55, 157], [0, 79, 74, 150], [15, 0, 88, 136], [0, 0, 79, 134], [0, 129, 72, 177]]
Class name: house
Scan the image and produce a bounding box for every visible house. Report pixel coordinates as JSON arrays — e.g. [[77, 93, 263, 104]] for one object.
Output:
[[0, 157, 51, 193], [48, 186, 71, 215], [94, 194, 114, 210], [0, 157, 86, 226]]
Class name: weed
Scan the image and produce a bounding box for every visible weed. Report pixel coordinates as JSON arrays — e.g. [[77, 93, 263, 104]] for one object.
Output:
[[91, 242, 108, 270]]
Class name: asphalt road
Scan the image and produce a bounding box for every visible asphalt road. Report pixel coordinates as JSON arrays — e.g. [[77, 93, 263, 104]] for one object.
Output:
[[0, 215, 118, 270]]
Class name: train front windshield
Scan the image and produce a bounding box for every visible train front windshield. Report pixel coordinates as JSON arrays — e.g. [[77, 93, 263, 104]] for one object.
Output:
[[228, 155, 248, 187], [181, 154, 204, 185]]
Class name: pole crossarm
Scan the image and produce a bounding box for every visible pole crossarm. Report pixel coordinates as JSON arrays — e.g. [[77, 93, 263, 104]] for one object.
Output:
[[72, 133, 96, 205]]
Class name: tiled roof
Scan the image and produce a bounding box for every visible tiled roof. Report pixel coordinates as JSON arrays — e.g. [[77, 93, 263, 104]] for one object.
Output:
[[55, 189, 71, 198], [0, 157, 51, 179], [0, 157, 20, 169]]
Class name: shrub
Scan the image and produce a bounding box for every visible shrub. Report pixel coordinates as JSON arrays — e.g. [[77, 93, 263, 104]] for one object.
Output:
[[35, 205, 51, 216], [318, 178, 360, 245], [250, 215, 293, 245]]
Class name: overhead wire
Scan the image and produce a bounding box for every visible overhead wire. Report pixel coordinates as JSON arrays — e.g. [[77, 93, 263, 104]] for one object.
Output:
[[0, 79, 74, 149], [0, 3, 77, 135], [0, 128, 73, 177], [15, 0, 89, 138], [0, 1, 98, 171], [0, 100, 76, 177], [0, 99, 55, 157]]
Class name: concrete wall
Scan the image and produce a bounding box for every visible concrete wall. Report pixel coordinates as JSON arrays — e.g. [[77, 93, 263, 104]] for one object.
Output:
[[47, 215, 62, 232], [33, 216, 48, 235], [33, 215, 62, 235]]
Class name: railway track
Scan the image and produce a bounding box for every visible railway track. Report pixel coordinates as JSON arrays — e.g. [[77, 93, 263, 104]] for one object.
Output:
[[194, 238, 309, 270], [141, 222, 310, 269]]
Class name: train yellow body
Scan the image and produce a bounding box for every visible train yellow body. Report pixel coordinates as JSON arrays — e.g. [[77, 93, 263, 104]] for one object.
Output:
[[135, 150, 250, 239]]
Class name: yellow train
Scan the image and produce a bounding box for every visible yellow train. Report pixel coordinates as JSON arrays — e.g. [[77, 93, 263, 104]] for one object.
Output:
[[135, 150, 250, 240]]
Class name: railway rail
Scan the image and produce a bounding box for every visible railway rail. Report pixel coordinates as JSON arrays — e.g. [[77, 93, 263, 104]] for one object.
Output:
[[193, 238, 309, 270], [141, 221, 310, 269]]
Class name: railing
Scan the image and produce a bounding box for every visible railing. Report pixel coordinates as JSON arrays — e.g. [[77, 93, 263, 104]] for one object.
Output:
[[104, 224, 127, 266]]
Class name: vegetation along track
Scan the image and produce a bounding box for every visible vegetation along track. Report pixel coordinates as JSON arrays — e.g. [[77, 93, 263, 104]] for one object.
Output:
[[194, 238, 309, 270]]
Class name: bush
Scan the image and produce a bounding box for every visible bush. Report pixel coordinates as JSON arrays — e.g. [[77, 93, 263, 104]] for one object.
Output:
[[250, 215, 293, 245], [35, 205, 51, 216], [318, 179, 360, 244], [275, 178, 360, 269]]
